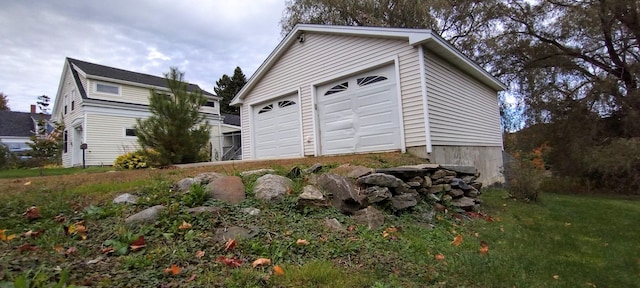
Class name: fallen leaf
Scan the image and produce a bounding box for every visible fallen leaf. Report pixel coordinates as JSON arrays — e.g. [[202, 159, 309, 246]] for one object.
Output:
[[435, 254, 445, 261], [273, 265, 285, 276], [195, 250, 205, 258], [553, 275, 560, 280], [86, 256, 103, 265], [17, 243, 37, 253], [451, 234, 463, 246], [53, 214, 66, 223], [564, 222, 571, 227], [348, 225, 356, 231], [585, 282, 596, 287], [54, 245, 64, 253], [24, 181, 31, 186], [0, 229, 16, 241], [22, 229, 44, 238], [179, 221, 192, 230], [500, 226, 505, 233], [474, 232, 480, 238], [216, 256, 243, 268], [130, 236, 146, 251], [101, 247, 114, 254], [224, 238, 237, 251], [186, 274, 197, 282], [479, 241, 489, 255], [66, 246, 77, 255], [252, 258, 271, 268], [23, 206, 41, 220], [296, 239, 309, 246], [164, 264, 181, 275], [284, 230, 292, 236]]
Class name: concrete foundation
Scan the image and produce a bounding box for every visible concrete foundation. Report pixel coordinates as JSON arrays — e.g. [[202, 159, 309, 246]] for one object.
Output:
[[406, 145, 504, 186]]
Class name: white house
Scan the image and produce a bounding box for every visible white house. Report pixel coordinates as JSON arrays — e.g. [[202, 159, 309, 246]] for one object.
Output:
[[231, 25, 506, 184], [52, 58, 240, 167]]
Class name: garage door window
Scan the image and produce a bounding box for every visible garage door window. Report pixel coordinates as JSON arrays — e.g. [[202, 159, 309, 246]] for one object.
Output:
[[278, 100, 296, 108], [258, 104, 273, 114], [357, 75, 387, 86], [325, 82, 348, 95]]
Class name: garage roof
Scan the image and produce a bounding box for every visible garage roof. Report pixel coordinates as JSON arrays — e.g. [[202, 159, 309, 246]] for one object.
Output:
[[231, 24, 506, 105]]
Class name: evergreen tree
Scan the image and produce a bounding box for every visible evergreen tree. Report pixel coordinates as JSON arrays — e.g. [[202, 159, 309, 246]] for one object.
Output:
[[28, 95, 64, 166], [135, 68, 211, 165], [0, 92, 9, 111], [214, 67, 247, 115]]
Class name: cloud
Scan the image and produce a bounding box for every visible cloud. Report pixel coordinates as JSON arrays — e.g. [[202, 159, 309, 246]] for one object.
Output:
[[0, 0, 286, 111]]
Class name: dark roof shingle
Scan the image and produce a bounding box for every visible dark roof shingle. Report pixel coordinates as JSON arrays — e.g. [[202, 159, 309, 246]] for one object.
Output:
[[0, 111, 49, 137], [67, 58, 215, 96]]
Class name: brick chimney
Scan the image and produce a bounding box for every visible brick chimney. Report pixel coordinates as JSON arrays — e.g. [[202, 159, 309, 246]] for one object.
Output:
[[30, 104, 36, 114]]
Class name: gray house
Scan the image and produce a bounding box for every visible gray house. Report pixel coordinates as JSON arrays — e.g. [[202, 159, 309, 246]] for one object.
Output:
[[231, 25, 505, 184], [0, 108, 50, 153]]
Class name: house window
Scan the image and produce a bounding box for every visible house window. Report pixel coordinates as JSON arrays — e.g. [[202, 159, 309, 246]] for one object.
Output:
[[357, 75, 388, 86], [205, 101, 216, 107], [125, 128, 137, 137], [325, 82, 348, 95], [95, 83, 120, 95], [71, 101, 75, 111], [278, 100, 296, 108], [258, 104, 273, 114], [64, 105, 67, 114], [63, 130, 68, 153]]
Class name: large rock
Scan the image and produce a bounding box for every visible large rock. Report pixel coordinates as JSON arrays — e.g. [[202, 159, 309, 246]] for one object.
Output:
[[304, 163, 323, 174], [241, 207, 261, 216], [422, 176, 433, 189], [357, 173, 405, 188], [448, 189, 465, 198], [125, 205, 165, 224], [254, 174, 293, 202], [317, 173, 367, 214], [194, 172, 223, 185], [352, 206, 385, 230], [297, 185, 329, 207], [206, 176, 246, 204], [330, 164, 374, 178], [390, 193, 418, 210], [451, 196, 476, 211], [363, 186, 392, 203], [450, 178, 471, 191], [113, 193, 138, 204], [175, 178, 196, 192], [324, 218, 346, 232], [240, 169, 276, 177], [431, 170, 448, 180], [429, 184, 452, 194]]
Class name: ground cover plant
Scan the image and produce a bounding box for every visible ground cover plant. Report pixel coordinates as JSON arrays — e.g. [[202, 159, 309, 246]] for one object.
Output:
[[0, 152, 638, 287]]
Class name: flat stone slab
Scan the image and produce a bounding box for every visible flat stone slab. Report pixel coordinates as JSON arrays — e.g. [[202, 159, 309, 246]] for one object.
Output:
[[113, 193, 138, 204], [440, 165, 478, 176], [186, 206, 221, 215]]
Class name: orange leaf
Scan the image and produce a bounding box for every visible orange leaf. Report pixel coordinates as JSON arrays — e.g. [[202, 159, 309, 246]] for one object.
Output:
[[479, 241, 489, 255], [22, 229, 44, 238], [451, 234, 463, 246], [54, 245, 64, 253], [179, 221, 192, 230], [273, 265, 285, 276], [66, 246, 77, 255], [216, 256, 243, 268], [164, 264, 181, 275], [130, 235, 145, 251], [195, 250, 205, 259], [101, 247, 114, 254], [23, 206, 42, 220], [435, 254, 445, 261], [296, 239, 309, 246], [224, 238, 237, 251], [186, 274, 197, 282], [252, 258, 271, 268], [53, 214, 66, 223], [0, 229, 16, 241]]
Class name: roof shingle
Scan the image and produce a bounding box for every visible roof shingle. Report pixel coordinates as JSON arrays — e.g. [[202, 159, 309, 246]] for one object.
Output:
[[0, 111, 49, 137]]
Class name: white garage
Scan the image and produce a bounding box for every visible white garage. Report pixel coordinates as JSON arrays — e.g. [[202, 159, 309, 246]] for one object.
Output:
[[252, 94, 302, 158], [316, 65, 402, 155]]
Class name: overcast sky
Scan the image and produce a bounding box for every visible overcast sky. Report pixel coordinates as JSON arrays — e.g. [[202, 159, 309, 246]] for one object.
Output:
[[0, 0, 286, 112]]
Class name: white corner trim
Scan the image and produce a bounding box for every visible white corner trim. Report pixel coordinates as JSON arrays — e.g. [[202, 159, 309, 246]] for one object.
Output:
[[310, 84, 319, 157], [392, 55, 406, 153], [419, 46, 433, 153], [297, 87, 304, 157], [248, 104, 255, 160]]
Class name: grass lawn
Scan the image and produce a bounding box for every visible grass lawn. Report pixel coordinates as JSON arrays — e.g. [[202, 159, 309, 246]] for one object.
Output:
[[0, 166, 113, 179], [0, 152, 638, 287]]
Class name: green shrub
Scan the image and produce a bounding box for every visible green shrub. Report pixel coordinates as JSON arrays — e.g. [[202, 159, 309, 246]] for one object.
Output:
[[0, 143, 8, 168], [583, 137, 640, 194], [114, 150, 150, 170]]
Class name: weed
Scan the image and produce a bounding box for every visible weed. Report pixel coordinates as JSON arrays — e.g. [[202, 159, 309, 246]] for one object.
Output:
[[180, 184, 209, 207]]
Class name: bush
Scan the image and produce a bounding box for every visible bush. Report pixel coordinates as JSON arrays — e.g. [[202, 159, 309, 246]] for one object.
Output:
[[583, 138, 640, 194], [114, 150, 150, 170], [0, 143, 8, 168], [504, 154, 543, 201]]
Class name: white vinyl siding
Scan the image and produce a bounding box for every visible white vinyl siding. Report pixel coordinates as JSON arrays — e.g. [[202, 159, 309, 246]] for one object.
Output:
[[87, 79, 153, 105], [60, 68, 86, 167], [84, 114, 140, 166], [240, 33, 425, 159], [425, 51, 502, 146]]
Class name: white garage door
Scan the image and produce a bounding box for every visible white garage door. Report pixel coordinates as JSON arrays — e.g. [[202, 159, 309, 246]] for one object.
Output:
[[253, 95, 302, 158], [317, 65, 402, 155]]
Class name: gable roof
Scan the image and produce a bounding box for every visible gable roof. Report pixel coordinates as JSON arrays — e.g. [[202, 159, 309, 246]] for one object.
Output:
[[0, 111, 49, 137], [67, 58, 216, 97], [231, 24, 506, 105]]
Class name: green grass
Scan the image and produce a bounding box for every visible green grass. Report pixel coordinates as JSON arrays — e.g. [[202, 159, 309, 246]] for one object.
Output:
[[0, 166, 113, 178], [0, 155, 638, 287]]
